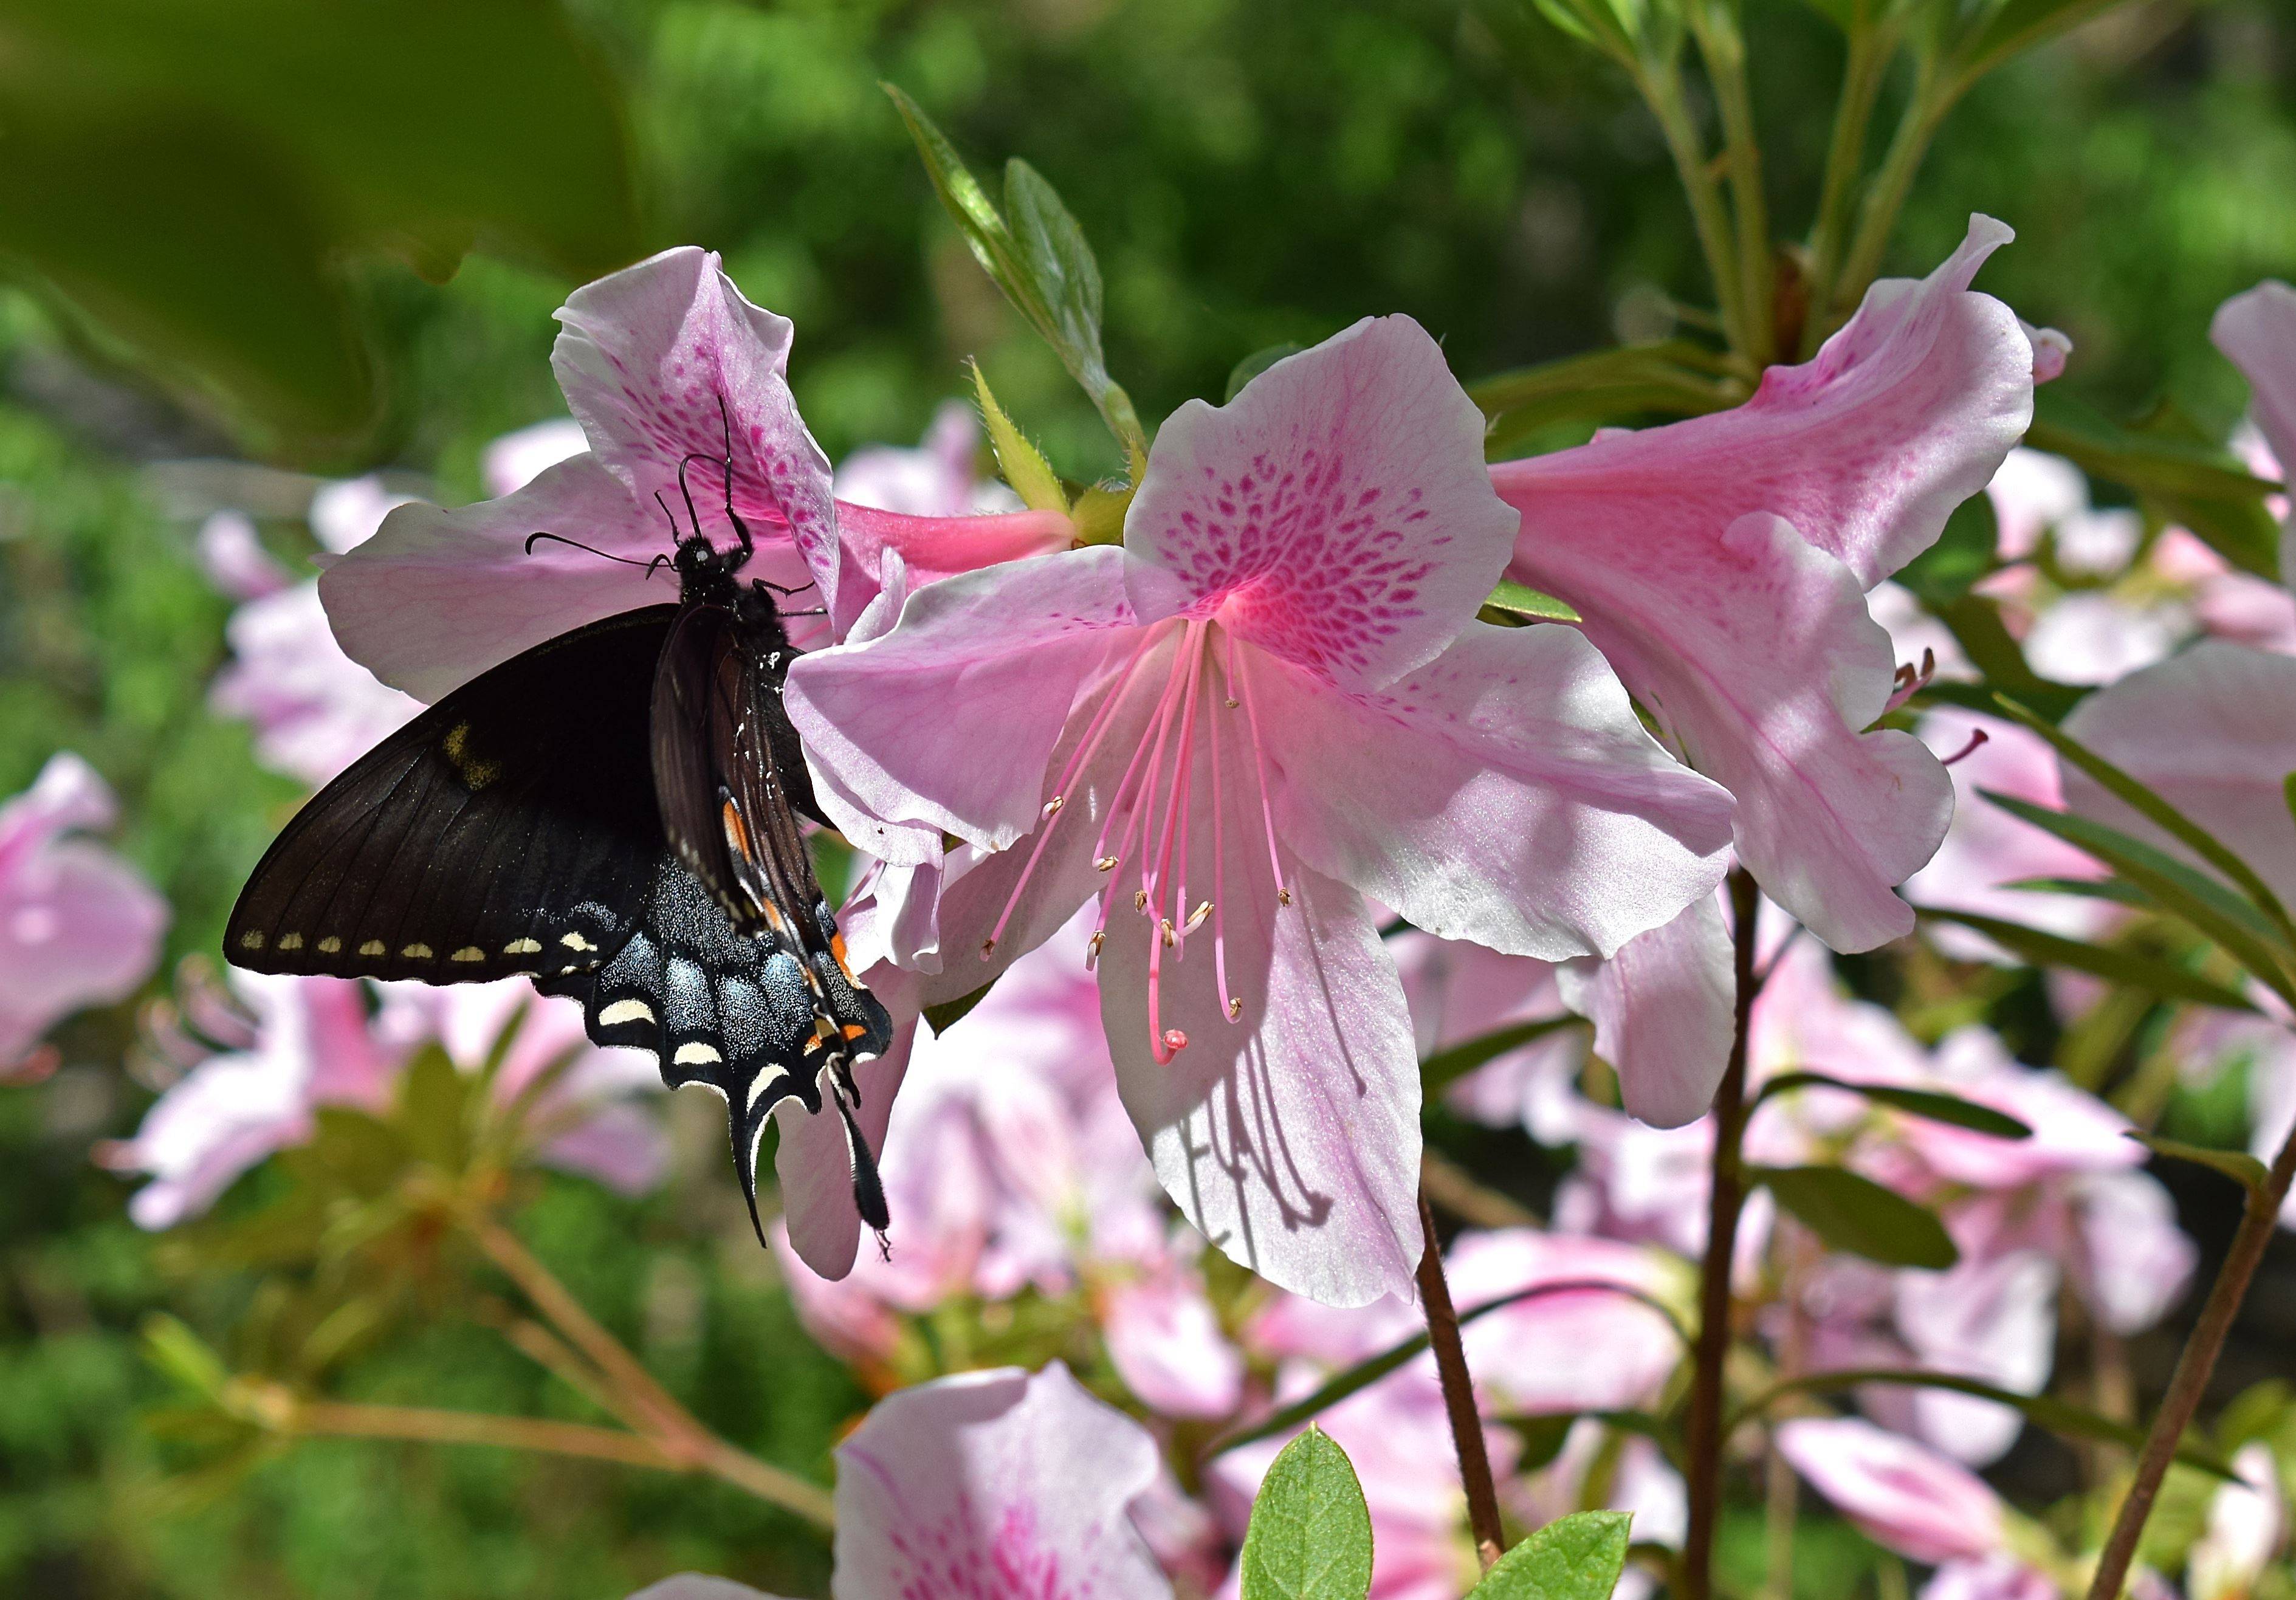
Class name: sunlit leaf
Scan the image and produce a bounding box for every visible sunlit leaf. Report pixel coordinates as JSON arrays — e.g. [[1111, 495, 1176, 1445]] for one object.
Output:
[[1914, 909, 2260, 1013], [1484, 580, 1585, 625], [1753, 1069, 2033, 1139], [1922, 596, 2085, 722], [971, 361, 1068, 513], [1238, 1428, 1374, 1600], [1468, 1511, 1632, 1600], [1421, 1014, 1589, 1095], [2128, 1131, 2269, 1197], [1897, 492, 1997, 605], [1752, 1165, 1957, 1269]]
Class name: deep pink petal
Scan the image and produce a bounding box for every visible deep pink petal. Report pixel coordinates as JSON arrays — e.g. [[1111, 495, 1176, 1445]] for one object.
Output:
[[1527, 511, 1951, 950], [838, 500, 1074, 588], [1558, 890, 1735, 1127], [1126, 316, 1516, 693], [784, 548, 1137, 857], [2059, 640, 2296, 907], [552, 246, 845, 618], [1259, 622, 1734, 960], [1494, 215, 2034, 592], [834, 1364, 1171, 1600]]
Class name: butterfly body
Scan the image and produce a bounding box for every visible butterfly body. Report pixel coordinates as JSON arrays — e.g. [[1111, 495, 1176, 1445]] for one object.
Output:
[[227, 493, 893, 1241]]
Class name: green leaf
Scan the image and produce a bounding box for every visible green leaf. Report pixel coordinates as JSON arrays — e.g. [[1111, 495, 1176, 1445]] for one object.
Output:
[[1953, 0, 2140, 81], [1421, 1015, 1589, 1096], [143, 1315, 232, 1401], [0, 0, 641, 454], [2128, 1131, 2270, 1197], [1913, 909, 2260, 1013], [1993, 695, 2296, 944], [1238, 1428, 1374, 1600], [1897, 493, 1998, 605], [1483, 580, 1585, 625], [970, 362, 1068, 513], [1468, 1511, 1632, 1600], [1732, 1367, 2236, 1479], [1471, 342, 1744, 457], [884, 83, 1144, 463], [1752, 1166, 1957, 1269], [923, 981, 997, 1037], [395, 1043, 472, 1170], [1981, 791, 2296, 1008], [1227, 343, 1307, 403], [1754, 1070, 2032, 1139]]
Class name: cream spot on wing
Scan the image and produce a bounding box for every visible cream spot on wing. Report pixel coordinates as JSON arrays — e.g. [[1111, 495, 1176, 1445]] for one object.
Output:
[[450, 946, 484, 963], [359, 940, 386, 956], [598, 999, 655, 1027], [504, 938, 542, 955], [561, 932, 596, 952], [400, 943, 433, 960], [276, 932, 303, 952], [673, 1042, 723, 1066], [238, 931, 264, 950], [318, 937, 342, 954]]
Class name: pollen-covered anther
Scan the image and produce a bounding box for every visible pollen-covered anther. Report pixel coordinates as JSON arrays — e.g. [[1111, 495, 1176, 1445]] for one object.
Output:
[[1096, 855, 1119, 871], [1042, 795, 1064, 817], [1085, 930, 1105, 970], [1160, 918, 1175, 948], [1277, 886, 1293, 906], [1133, 888, 1149, 911], [1225, 697, 1240, 709], [980, 936, 998, 960], [1184, 901, 1212, 933], [1226, 997, 1243, 1021]]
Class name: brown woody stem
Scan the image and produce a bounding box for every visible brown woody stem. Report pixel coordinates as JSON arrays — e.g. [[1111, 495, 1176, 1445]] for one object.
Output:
[[1417, 1187, 1507, 1569]]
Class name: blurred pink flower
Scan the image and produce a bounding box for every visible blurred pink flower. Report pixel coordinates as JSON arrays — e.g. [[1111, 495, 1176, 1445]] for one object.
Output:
[[321, 248, 1071, 700], [0, 753, 168, 1072], [481, 416, 589, 497], [1988, 447, 2089, 561], [778, 912, 1240, 1416], [1776, 1415, 2013, 1566], [1491, 218, 2040, 954], [108, 974, 664, 1226], [2190, 1443, 2285, 1600], [2212, 281, 2295, 585], [835, 1363, 1174, 1600], [196, 510, 291, 601], [1904, 707, 2113, 960], [790, 314, 1733, 1306], [836, 400, 1023, 518]]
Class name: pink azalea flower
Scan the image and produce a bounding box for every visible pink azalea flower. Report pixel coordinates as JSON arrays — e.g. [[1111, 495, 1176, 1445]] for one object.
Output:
[[836, 401, 1023, 518], [777, 913, 1242, 1416], [108, 973, 665, 1226], [1775, 1415, 2013, 1566], [2059, 640, 2296, 907], [196, 510, 291, 601], [787, 315, 1734, 1304], [1490, 218, 2042, 955], [1904, 707, 2113, 960], [320, 248, 1071, 701], [481, 416, 589, 497], [211, 581, 423, 786], [2189, 1443, 2285, 1600], [1988, 446, 2090, 561], [834, 1363, 1174, 1600], [1389, 927, 1583, 1127], [0, 754, 168, 1072], [2212, 281, 2296, 583]]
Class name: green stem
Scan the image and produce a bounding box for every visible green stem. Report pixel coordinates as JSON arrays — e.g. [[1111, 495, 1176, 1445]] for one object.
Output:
[[1827, 60, 1955, 328], [1680, 867, 1765, 1600], [1635, 55, 1751, 362], [1688, 4, 1775, 365], [1801, 10, 1894, 355]]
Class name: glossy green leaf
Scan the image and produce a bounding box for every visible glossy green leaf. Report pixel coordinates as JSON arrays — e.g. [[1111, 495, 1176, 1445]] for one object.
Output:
[[1238, 1428, 1374, 1600], [1469, 1511, 1632, 1600], [1981, 792, 2296, 1008], [1227, 343, 1307, 403], [923, 981, 997, 1036], [971, 362, 1068, 513], [1471, 341, 1743, 457], [2129, 1132, 2270, 1197], [1914, 909, 2260, 1013], [1752, 1165, 1957, 1269], [1754, 1070, 2033, 1139], [1421, 1015, 1589, 1096]]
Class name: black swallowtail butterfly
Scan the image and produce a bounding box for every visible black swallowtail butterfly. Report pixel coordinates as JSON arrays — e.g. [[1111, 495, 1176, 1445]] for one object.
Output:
[[225, 407, 894, 1245]]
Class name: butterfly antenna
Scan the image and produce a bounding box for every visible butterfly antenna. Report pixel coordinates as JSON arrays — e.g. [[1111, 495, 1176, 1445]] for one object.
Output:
[[753, 575, 818, 598], [715, 392, 755, 559], [523, 530, 661, 572]]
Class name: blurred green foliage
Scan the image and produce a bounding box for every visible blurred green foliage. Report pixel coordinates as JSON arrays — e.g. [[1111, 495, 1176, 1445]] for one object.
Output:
[[0, 0, 2291, 1596]]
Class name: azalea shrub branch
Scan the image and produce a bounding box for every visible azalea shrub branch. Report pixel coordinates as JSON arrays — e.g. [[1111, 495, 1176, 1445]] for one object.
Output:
[[1415, 1188, 1508, 1570]]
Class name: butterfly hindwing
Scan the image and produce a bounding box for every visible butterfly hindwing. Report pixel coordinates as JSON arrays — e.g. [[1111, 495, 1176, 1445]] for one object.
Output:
[[226, 608, 678, 984]]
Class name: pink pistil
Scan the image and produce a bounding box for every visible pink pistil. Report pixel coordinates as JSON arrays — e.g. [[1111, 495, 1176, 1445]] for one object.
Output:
[[1147, 622, 1208, 960]]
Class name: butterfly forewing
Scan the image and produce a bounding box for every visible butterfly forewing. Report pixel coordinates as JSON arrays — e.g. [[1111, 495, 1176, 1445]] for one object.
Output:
[[227, 608, 675, 985]]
